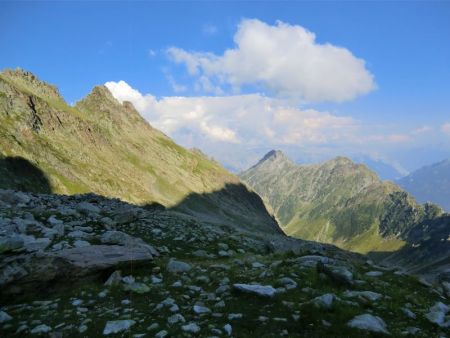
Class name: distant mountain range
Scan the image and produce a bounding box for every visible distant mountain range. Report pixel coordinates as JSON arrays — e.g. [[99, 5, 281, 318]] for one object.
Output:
[[397, 159, 450, 212], [240, 150, 449, 275]]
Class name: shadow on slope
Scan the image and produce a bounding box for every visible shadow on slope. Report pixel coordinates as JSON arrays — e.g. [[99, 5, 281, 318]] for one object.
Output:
[[0, 155, 280, 235], [167, 182, 282, 235], [0, 156, 52, 194], [369, 215, 450, 278]]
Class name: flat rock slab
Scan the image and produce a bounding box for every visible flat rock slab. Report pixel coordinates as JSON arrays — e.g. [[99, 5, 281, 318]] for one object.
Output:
[[347, 313, 390, 334], [1, 245, 154, 294], [52, 245, 154, 270], [233, 283, 277, 297]]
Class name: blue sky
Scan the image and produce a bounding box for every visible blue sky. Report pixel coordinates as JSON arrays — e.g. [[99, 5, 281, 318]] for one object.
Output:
[[1, 1, 450, 174]]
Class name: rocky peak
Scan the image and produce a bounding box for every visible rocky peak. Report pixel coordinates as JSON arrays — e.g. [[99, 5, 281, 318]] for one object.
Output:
[[1, 68, 62, 101], [258, 150, 291, 165], [75, 85, 139, 125], [76, 85, 119, 109]]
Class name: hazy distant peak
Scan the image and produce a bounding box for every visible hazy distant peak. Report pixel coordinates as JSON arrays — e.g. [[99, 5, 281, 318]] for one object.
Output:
[[259, 150, 290, 163], [398, 158, 450, 211]]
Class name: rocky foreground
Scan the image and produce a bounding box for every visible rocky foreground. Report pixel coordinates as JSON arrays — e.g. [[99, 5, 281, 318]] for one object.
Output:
[[0, 189, 449, 337]]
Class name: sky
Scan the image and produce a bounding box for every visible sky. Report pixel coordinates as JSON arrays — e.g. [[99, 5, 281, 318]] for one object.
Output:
[[1, 1, 450, 174]]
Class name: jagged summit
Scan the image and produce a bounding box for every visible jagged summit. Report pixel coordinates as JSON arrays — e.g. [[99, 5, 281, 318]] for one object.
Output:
[[261, 149, 286, 161], [1, 68, 62, 101], [75, 85, 149, 128], [251, 149, 292, 169], [76, 85, 121, 110]]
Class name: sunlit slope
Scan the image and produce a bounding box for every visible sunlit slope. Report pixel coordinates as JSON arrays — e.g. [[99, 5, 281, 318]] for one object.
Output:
[[240, 150, 444, 252], [0, 68, 279, 233]]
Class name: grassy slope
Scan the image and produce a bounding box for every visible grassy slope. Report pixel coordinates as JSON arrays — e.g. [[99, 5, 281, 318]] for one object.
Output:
[[0, 68, 278, 233]]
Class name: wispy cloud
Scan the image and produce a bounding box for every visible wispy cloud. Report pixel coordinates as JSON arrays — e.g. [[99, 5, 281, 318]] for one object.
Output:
[[412, 125, 432, 134], [202, 23, 218, 36], [165, 73, 187, 93], [442, 122, 450, 135]]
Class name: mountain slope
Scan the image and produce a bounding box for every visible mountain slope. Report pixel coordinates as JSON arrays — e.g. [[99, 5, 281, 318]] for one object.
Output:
[[0, 68, 279, 234], [240, 150, 444, 253], [397, 159, 450, 211]]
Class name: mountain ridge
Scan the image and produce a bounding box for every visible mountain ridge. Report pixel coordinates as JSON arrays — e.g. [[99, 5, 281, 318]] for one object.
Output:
[[0, 68, 280, 234], [240, 150, 445, 254]]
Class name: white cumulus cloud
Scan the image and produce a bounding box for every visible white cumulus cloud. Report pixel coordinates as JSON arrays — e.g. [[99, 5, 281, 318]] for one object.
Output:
[[105, 80, 361, 168], [167, 19, 376, 102]]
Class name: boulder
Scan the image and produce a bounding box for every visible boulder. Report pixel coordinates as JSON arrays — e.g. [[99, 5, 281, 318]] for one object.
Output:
[[76, 202, 101, 215], [104, 270, 122, 287], [233, 283, 277, 298], [347, 314, 389, 334], [0, 310, 12, 323], [181, 323, 201, 334], [276, 277, 297, 289], [193, 305, 211, 314], [123, 282, 150, 293], [311, 293, 335, 310], [425, 302, 450, 328], [103, 320, 135, 335], [167, 259, 192, 273], [317, 262, 353, 286], [0, 245, 154, 293], [0, 190, 31, 205], [100, 231, 158, 256], [0, 236, 24, 253], [343, 290, 383, 302]]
